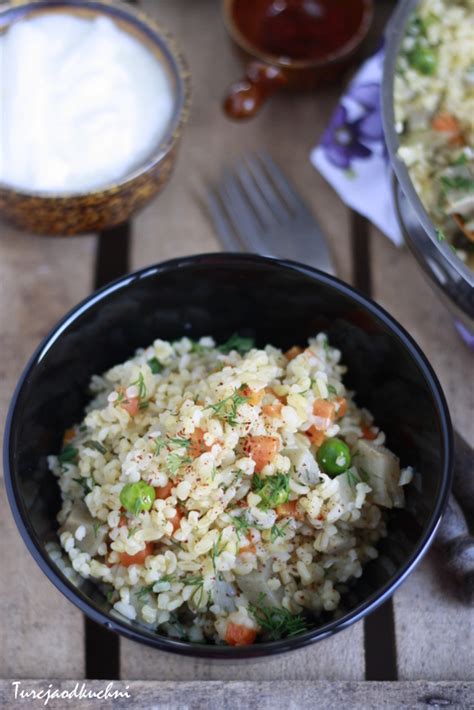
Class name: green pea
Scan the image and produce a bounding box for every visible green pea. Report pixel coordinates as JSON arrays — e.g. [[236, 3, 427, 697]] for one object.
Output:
[[254, 473, 290, 509], [317, 438, 352, 477], [120, 481, 156, 516], [408, 44, 437, 75], [261, 483, 288, 508]]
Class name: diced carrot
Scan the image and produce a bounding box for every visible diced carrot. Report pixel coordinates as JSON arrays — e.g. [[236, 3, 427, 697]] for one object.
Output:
[[285, 345, 303, 361], [121, 396, 140, 417], [243, 435, 279, 472], [225, 622, 257, 646], [313, 399, 336, 430], [189, 427, 211, 459], [155, 481, 175, 499], [448, 134, 465, 147], [63, 427, 76, 444], [169, 507, 184, 533], [305, 426, 326, 447], [262, 402, 283, 418], [362, 424, 377, 441], [239, 540, 257, 554], [431, 112, 464, 145], [276, 500, 304, 521], [269, 388, 287, 404], [119, 542, 154, 567], [431, 112, 460, 134], [313, 399, 336, 418], [239, 385, 264, 406], [334, 396, 348, 419]]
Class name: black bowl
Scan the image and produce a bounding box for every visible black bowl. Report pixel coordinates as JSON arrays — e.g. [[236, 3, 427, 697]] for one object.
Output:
[[4, 253, 453, 659]]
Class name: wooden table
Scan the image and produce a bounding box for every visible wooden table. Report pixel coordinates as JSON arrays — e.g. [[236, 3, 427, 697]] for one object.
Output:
[[0, 1, 472, 707]]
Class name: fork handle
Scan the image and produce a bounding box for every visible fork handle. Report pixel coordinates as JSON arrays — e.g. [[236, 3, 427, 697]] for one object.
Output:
[[224, 61, 288, 120]]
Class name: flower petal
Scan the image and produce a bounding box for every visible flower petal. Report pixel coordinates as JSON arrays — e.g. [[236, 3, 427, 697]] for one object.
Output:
[[329, 104, 348, 130], [350, 141, 372, 159], [348, 82, 380, 110], [356, 112, 384, 141], [323, 143, 352, 169]]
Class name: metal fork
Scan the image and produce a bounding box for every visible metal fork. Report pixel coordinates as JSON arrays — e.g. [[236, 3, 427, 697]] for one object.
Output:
[[206, 152, 336, 275]]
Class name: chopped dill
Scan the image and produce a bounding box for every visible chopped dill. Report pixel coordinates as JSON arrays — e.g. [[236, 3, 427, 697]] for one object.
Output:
[[58, 445, 78, 464], [166, 452, 192, 476], [154, 437, 167, 455], [206, 386, 250, 426], [209, 531, 228, 579], [131, 372, 147, 400], [233, 512, 263, 540], [168, 437, 191, 448], [218, 334, 255, 355], [252, 473, 290, 509], [135, 584, 155, 602], [159, 574, 177, 584], [185, 575, 206, 607], [106, 589, 115, 604], [346, 469, 360, 488], [189, 340, 211, 354], [73, 476, 92, 494], [270, 520, 290, 543], [84, 440, 107, 455], [249, 593, 308, 640], [147, 357, 163, 374]]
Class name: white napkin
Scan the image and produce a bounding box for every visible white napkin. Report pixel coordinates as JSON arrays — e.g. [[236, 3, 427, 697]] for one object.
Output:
[[311, 46, 403, 246]]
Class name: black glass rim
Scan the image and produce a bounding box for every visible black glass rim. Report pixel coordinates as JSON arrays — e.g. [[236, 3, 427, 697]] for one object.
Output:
[[3, 253, 453, 659]]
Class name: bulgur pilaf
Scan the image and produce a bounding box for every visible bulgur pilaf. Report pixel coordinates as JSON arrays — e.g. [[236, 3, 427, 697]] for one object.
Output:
[[49, 334, 412, 645], [394, 0, 474, 268]]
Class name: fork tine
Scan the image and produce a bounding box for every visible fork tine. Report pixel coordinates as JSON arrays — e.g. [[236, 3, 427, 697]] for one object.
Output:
[[243, 154, 290, 223], [219, 171, 265, 251], [258, 151, 310, 214], [206, 188, 243, 252], [235, 159, 278, 228]]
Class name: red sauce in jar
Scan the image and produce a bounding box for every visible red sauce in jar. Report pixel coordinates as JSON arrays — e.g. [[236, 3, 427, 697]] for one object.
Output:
[[232, 0, 367, 62]]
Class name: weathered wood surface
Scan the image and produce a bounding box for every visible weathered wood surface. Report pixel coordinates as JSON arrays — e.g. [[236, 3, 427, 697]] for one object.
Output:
[[0, 0, 472, 686], [371, 228, 474, 681], [0, 225, 95, 678], [0, 680, 473, 709]]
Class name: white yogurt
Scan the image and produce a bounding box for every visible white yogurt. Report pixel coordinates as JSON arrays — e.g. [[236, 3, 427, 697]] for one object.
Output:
[[0, 13, 175, 193]]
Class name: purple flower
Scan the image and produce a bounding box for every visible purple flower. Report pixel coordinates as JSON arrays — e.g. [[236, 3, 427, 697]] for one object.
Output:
[[348, 82, 384, 142], [321, 105, 372, 170]]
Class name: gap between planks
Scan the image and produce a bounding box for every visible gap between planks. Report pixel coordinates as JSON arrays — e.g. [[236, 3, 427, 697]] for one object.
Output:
[[84, 221, 132, 681], [350, 211, 398, 682]]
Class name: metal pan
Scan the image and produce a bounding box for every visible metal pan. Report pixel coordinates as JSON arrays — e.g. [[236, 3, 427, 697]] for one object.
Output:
[[381, 0, 474, 290]]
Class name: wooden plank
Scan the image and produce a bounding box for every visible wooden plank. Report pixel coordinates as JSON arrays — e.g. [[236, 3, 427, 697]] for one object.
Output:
[[0, 224, 95, 678], [371, 227, 474, 681], [121, 0, 362, 680], [0, 680, 472, 709]]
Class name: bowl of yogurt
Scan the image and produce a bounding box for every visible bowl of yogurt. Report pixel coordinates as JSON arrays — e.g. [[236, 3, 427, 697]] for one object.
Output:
[[0, 0, 190, 235]]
